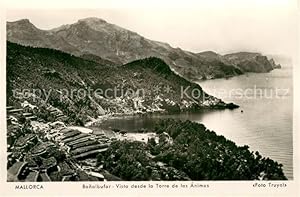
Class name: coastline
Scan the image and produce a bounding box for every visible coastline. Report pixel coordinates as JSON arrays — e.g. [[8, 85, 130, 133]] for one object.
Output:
[[84, 102, 239, 128], [6, 92, 288, 181]]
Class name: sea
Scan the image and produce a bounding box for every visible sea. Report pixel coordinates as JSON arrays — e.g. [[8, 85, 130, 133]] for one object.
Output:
[[97, 66, 293, 179]]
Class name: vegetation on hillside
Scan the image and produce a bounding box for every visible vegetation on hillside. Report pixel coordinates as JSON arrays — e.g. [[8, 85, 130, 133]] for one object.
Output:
[[101, 119, 287, 180], [6, 42, 286, 181], [7, 42, 231, 125]]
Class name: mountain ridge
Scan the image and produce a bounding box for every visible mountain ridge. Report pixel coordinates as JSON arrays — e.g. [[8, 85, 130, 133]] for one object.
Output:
[[7, 17, 281, 81]]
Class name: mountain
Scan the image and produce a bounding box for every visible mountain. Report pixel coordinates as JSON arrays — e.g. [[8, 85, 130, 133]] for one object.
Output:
[[223, 52, 280, 72], [198, 51, 281, 73], [7, 18, 281, 81], [7, 42, 236, 126]]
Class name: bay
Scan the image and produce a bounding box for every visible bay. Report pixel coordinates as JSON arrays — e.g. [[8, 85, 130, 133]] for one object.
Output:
[[96, 67, 293, 179]]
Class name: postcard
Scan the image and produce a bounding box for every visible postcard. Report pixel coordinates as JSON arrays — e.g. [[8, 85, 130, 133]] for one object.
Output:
[[0, 0, 299, 196]]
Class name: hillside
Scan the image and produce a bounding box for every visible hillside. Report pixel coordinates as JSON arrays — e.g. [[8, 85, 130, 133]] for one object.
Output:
[[7, 41, 236, 125], [102, 119, 287, 180], [7, 18, 281, 81], [6, 43, 286, 182]]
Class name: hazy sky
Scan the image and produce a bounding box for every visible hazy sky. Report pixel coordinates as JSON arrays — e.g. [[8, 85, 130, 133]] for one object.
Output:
[[5, 0, 298, 59]]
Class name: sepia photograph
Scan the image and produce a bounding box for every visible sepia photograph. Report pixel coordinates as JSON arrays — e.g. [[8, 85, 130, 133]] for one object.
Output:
[[1, 0, 299, 196]]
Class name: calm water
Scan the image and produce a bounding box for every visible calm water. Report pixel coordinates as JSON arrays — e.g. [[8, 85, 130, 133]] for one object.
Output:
[[98, 67, 293, 179]]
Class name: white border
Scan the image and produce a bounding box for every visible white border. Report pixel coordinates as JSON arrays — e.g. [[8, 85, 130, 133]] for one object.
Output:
[[0, 0, 299, 196]]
